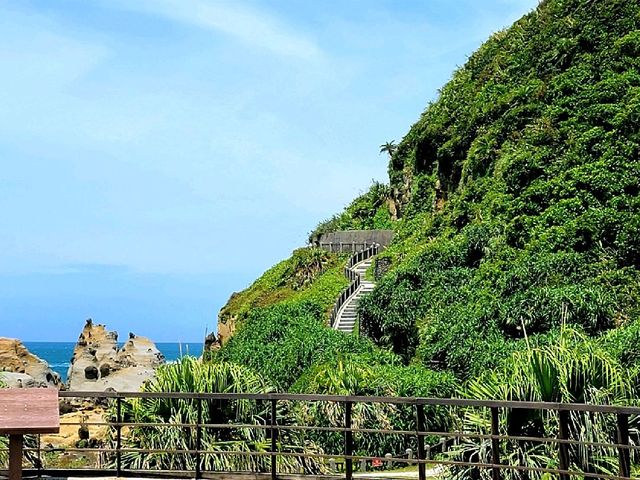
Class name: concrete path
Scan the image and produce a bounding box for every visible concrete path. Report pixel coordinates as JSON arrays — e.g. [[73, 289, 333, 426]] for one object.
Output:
[[334, 258, 375, 334]]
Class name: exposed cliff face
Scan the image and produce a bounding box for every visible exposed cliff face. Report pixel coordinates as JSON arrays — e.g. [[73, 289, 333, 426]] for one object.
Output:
[[67, 319, 165, 391], [0, 337, 62, 388]]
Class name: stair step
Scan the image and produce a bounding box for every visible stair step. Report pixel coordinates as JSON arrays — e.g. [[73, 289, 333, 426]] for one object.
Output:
[[334, 254, 381, 332]]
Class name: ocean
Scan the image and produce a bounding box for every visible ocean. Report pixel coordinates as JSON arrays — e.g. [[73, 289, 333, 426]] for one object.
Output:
[[25, 341, 204, 382]]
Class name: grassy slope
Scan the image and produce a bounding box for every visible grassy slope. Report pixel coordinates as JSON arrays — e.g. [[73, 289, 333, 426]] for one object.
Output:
[[219, 248, 349, 327]]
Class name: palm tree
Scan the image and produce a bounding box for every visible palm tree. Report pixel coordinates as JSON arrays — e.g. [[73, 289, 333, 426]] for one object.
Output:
[[379, 141, 397, 159]]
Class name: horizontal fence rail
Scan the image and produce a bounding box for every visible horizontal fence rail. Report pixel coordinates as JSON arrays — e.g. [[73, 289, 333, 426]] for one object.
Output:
[[1, 391, 639, 480], [318, 242, 380, 254]]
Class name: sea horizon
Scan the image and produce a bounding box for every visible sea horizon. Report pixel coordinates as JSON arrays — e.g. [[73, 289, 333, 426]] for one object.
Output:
[[25, 341, 205, 382]]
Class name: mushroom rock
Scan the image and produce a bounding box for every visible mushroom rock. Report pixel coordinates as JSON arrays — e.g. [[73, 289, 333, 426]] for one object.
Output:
[[0, 337, 62, 388], [67, 319, 165, 392]]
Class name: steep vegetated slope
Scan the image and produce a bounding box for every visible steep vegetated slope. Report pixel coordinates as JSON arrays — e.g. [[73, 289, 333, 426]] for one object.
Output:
[[358, 0, 640, 380], [217, 247, 349, 339], [214, 0, 640, 397]]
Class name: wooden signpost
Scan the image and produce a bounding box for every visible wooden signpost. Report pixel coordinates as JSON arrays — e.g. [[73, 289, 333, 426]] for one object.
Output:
[[0, 389, 60, 480]]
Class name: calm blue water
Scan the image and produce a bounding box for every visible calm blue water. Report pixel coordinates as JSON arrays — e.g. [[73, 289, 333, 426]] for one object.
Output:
[[24, 342, 204, 382]]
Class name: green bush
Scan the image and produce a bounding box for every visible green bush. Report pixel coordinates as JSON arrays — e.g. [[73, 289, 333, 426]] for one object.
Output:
[[214, 302, 389, 389], [309, 181, 393, 242]]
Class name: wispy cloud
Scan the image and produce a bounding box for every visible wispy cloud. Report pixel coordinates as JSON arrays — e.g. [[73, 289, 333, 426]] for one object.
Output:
[[105, 0, 322, 60]]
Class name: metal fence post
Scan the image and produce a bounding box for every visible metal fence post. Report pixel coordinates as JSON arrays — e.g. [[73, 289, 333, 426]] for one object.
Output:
[[558, 409, 570, 480], [416, 403, 426, 480], [345, 401, 353, 480], [195, 398, 202, 479], [490, 407, 500, 480], [8, 434, 23, 480], [37, 434, 42, 475], [617, 413, 631, 479], [116, 396, 122, 477], [271, 399, 278, 480]]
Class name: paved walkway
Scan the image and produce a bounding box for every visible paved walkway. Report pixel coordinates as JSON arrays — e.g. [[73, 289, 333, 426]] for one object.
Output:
[[354, 466, 443, 479]]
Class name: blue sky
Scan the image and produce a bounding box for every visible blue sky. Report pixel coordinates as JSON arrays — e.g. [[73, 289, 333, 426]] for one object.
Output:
[[0, 0, 538, 342]]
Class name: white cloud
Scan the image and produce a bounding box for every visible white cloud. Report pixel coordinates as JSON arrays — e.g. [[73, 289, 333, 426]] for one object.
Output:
[[105, 0, 323, 60]]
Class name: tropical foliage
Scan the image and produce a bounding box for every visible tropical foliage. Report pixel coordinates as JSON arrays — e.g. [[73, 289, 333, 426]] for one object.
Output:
[[379, 141, 397, 159], [107, 357, 325, 473], [291, 354, 455, 457], [450, 327, 639, 479], [206, 0, 640, 475]]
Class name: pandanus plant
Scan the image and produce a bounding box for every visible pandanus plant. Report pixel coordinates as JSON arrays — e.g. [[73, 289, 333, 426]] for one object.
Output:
[[449, 327, 638, 480], [105, 357, 325, 473]]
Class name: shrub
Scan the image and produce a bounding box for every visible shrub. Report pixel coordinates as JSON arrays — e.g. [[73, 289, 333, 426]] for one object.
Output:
[[214, 302, 388, 389]]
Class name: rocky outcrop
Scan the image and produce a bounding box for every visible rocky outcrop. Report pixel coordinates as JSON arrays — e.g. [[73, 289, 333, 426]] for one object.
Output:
[[67, 319, 165, 392], [204, 331, 224, 352], [0, 337, 62, 388]]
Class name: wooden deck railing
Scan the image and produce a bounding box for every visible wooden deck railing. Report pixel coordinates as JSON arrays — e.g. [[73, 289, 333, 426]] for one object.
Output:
[[1, 391, 639, 480]]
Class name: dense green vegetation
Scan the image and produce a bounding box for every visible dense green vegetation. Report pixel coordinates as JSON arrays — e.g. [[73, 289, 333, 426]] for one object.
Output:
[[218, 247, 348, 328], [359, 0, 640, 382], [213, 0, 640, 413], [126, 0, 640, 476], [451, 326, 639, 479], [214, 302, 388, 389]]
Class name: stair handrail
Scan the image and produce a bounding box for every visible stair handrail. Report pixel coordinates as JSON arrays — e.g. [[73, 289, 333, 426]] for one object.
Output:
[[330, 243, 380, 328]]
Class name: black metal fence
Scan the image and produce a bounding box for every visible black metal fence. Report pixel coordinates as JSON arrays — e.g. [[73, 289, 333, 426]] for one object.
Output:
[[1, 392, 639, 480]]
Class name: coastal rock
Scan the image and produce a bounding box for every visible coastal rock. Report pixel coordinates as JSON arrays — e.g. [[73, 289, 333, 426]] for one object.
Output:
[[67, 319, 165, 392], [0, 337, 62, 388], [204, 331, 223, 352], [213, 309, 238, 348]]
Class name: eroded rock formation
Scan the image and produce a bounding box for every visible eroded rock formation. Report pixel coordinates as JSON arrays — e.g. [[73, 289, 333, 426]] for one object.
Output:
[[0, 337, 62, 388], [67, 319, 165, 391]]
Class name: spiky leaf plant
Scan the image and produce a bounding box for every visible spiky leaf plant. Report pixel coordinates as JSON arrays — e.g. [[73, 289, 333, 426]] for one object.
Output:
[[449, 327, 638, 480], [291, 354, 454, 458], [105, 357, 324, 473]]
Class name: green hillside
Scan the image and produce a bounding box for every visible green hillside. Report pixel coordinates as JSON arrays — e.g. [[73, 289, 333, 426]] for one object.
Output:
[[215, 0, 640, 396], [358, 0, 640, 380], [125, 1, 640, 475]]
